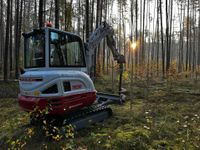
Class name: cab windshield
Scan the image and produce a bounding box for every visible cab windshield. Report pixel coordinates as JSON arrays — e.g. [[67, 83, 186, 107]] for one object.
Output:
[[50, 31, 85, 67], [24, 31, 45, 68]]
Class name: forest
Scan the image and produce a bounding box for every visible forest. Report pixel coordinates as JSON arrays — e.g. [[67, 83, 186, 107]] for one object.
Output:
[[0, 0, 200, 149]]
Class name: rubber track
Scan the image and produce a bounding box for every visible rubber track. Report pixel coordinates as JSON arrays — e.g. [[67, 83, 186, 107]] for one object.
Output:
[[62, 105, 112, 125], [47, 104, 113, 128]]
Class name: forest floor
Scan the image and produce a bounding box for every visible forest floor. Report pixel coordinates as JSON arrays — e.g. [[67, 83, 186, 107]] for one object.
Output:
[[0, 77, 200, 150]]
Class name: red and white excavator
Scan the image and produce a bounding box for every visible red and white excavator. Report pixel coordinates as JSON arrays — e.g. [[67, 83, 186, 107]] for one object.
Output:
[[18, 22, 125, 129]]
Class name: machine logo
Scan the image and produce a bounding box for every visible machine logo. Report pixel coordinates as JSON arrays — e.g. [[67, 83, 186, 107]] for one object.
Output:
[[72, 84, 82, 90]]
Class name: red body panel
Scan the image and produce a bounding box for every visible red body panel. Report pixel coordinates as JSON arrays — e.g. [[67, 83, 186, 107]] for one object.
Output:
[[18, 92, 96, 115]]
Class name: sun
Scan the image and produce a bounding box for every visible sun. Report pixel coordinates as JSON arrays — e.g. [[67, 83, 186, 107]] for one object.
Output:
[[131, 42, 137, 50]]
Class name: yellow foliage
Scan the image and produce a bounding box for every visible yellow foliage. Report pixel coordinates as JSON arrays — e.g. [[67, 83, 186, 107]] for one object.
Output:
[[27, 127, 34, 138], [122, 70, 130, 81], [167, 60, 178, 81]]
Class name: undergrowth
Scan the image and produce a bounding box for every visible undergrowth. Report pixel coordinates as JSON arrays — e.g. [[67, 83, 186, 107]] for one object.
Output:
[[0, 77, 200, 149]]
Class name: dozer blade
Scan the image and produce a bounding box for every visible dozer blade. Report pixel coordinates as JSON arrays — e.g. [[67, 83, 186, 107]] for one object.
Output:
[[96, 92, 125, 105]]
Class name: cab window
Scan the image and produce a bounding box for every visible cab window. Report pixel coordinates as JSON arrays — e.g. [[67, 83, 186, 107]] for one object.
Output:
[[50, 31, 85, 67]]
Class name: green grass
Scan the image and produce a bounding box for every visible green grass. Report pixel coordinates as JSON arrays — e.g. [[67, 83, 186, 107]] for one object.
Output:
[[0, 78, 200, 149]]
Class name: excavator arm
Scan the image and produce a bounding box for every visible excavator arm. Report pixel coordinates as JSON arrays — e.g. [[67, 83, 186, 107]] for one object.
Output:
[[86, 22, 125, 94], [87, 22, 125, 65]]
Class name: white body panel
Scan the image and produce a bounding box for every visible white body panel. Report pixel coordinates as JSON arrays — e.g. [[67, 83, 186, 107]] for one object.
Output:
[[19, 70, 96, 98]]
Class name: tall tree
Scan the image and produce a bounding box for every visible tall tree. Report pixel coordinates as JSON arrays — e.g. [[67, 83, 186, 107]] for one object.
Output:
[[4, 0, 10, 81], [198, 2, 200, 67], [178, 1, 184, 72], [159, 0, 165, 76], [186, 0, 190, 71], [9, 0, 13, 78], [166, 0, 170, 71], [142, 0, 146, 63], [93, 0, 101, 77], [33, 0, 37, 28], [0, 0, 4, 68], [135, 0, 138, 71], [15, 0, 20, 78], [102, 0, 108, 73], [55, 0, 59, 29], [86, 0, 90, 42], [64, 0, 67, 31], [168, 0, 173, 70], [38, 0, 44, 28], [77, 0, 81, 34], [156, 0, 160, 75], [90, 0, 95, 33], [15, 0, 23, 78]]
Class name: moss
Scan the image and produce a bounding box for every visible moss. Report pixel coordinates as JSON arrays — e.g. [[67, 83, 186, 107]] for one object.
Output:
[[152, 140, 169, 149], [111, 128, 150, 150], [0, 77, 200, 149]]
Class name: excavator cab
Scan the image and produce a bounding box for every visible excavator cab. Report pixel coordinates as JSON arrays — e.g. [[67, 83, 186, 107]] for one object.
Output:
[[23, 28, 87, 73]]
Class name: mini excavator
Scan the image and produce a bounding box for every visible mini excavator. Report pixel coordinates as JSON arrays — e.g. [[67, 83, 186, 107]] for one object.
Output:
[[18, 22, 125, 130]]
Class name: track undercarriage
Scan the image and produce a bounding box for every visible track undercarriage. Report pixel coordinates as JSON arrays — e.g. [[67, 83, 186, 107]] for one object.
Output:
[[30, 92, 125, 130]]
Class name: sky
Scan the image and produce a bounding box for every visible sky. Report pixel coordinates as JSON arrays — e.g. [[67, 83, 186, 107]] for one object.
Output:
[[110, 0, 199, 38]]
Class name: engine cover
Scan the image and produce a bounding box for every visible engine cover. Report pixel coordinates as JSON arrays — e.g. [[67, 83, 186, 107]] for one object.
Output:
[[18, 70, 96, 114]]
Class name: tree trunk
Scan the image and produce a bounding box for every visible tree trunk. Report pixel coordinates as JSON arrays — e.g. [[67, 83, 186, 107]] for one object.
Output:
[[55, 0, 59, 29], [166, 0, 170, 71], [0, 0, 4, 72], [15, 0, 19, 78], [178, 2, 184, 72], [156, 0, 160, 76], [129, 0, 134, 68], [186, 0, 189, 71], [26, 0, 31, 31], [22, 0, 25, 32], [9, 0, 13, 78], [33, 0, 37, 28], [142, 0, 146, 64], [90, 0, 95, 33], [192, 3, 196, 72], [189, 5, 192, 71], [94, 0, 101, 77], [4, 0, 10, 81], [135, 0, 138, 73], [15, 0, 23, 78], [65, 0, 67, 31], [39, 0, 43, 28], [198, 4, 200, 68], [43, 0, 46, 25], [159, 0, 165, 77], [86, 0, 90, 42], [77, 0, 81, 34], [102, 0, 107, 74], [168, 0, 173, 70], [122, 4, 126, 68]]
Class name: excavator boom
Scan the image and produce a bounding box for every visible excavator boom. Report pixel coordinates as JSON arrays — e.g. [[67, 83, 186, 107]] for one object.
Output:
[[86, 22, 125, 75], [86, 22, 125, 93]]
